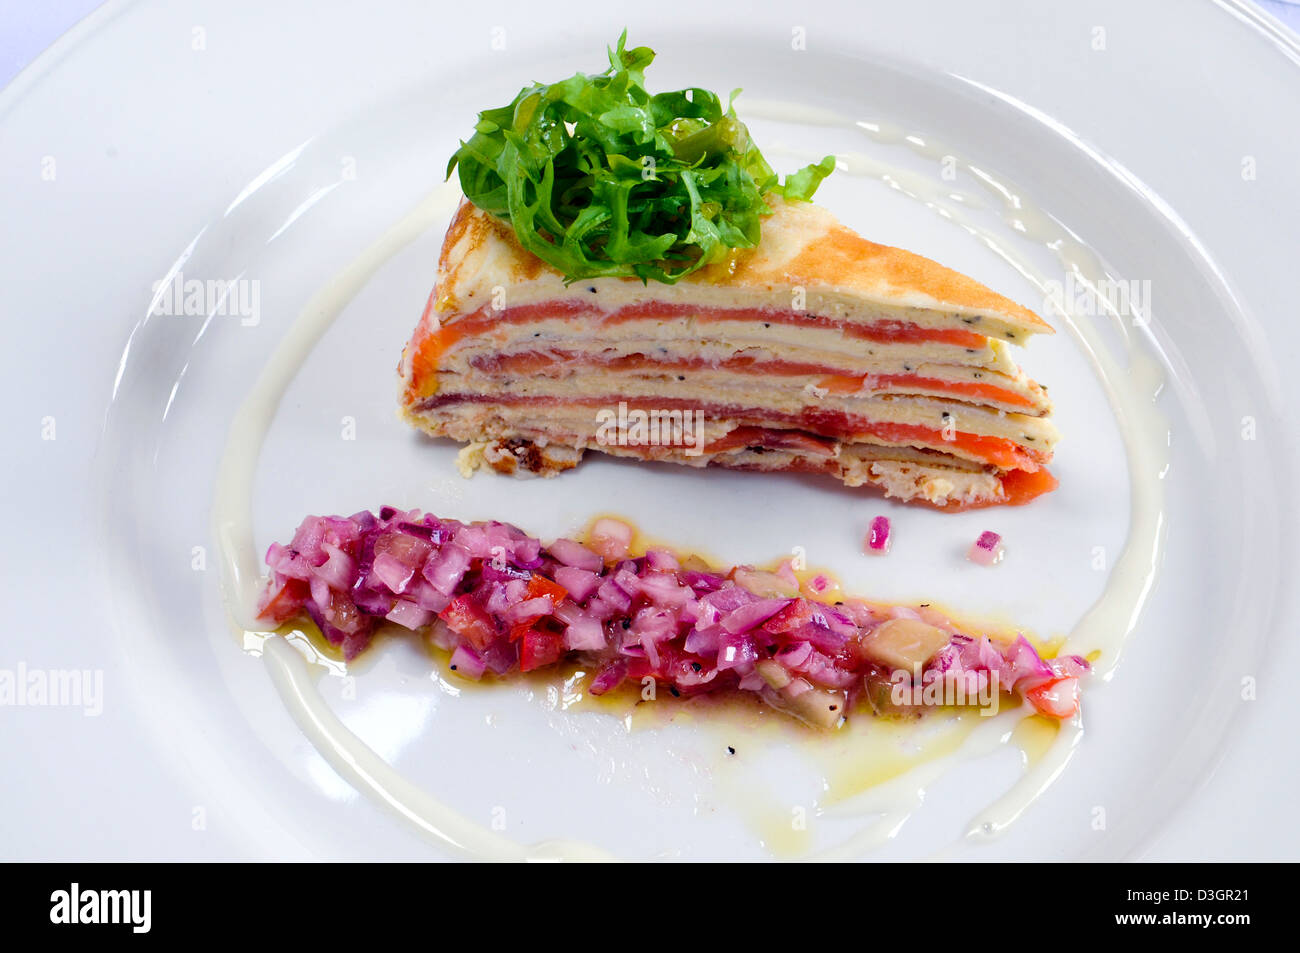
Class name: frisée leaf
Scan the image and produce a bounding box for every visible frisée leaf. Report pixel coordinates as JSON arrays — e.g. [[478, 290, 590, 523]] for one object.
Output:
[[446, 32, 835, 284]]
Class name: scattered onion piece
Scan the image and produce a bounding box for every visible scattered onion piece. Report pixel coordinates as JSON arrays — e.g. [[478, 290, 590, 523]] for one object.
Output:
[[967, 530, 1004, 566], [865, 516, 892, 555], [806, 574, 833, 595], [588, 518, 633, 561], [1023, 675, 1080, 718]]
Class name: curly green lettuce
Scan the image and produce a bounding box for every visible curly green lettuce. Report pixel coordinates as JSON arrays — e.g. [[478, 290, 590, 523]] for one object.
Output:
[[446, 32, 835, 284]]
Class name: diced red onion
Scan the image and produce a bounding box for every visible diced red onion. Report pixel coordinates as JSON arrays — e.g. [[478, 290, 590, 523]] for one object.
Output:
[[700, 584, 757, 614], [595, 577, 632, 613], [1002, 634, 1054, 689], [640, 633, 661, 669], [720, 598, 793, 634], [386, 599, 433, 630], [449, 643, 486, 680], [631, 607, 677, 643], [612, 567, 641, 596], [865, 515, 892, 555], [791, 618, 848, 655], [373, 552, 416, 594], [552, 566, 601, 603], [683, 625, 723, 655], [504, 596, 553, 623], [588, 518, 633, 561], [422, 543, 471, 596], [405, 578, 451, 613], [678, 599, 703, 627], [546, 538, 604, 572], [838, 599, 878, 627], [635, 572, 693, 608], [583, 596, 618, 622], [480, 638, 518, 675], [716, 633, 759, 671], [479, 560, 531, 583], [350, 583, 395, 616], [564, 617, 607, 652], [680, 570, 726, 593], [807, 574, 832, 594], [482, 582, 514, 617], [425, 622, 455, 653], [643, 548, 680, 572], [588, 660, 628, 696], [670, 655, 718, 688], [817, 605, 858, 638], [776, 641, 814, 668], [316, 543, 356, 590], [396, 520, 436, 541], [968, 530, 1004, 566], [775, 559, 800, 590], [798, 651, 859, 689], [551, 599, 582, 626]]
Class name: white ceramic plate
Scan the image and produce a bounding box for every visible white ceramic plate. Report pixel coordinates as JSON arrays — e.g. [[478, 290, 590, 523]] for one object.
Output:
[[3, 0, 1298, 861]]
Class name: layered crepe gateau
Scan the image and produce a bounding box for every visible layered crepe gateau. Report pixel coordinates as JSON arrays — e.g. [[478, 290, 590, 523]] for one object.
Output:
[[399, 195, 1059, 510]]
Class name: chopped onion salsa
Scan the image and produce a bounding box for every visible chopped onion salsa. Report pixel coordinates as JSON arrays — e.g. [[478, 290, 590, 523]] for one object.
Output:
[[257, 508, 1088, 727]]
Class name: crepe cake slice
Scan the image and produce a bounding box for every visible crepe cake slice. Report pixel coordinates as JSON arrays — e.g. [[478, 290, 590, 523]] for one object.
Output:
[[399, 194, 1059, 510]]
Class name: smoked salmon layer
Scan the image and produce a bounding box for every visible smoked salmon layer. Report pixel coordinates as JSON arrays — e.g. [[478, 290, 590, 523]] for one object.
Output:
[[399, 196, 1060, 509]]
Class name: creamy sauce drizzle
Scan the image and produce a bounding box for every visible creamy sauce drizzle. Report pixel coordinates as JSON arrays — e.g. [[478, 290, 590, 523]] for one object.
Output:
[[260, 636, 613, 861], [214, 99, 1168, 859]]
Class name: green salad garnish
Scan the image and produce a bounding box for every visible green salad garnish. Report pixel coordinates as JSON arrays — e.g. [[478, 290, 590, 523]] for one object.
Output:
[[446, 32, 835, 284]]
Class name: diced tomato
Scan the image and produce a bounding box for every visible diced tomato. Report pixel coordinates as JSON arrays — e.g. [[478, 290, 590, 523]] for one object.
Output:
[[762, 598, 814, 634], [519, 629, 565, 672], [438, 595, 498, 651], [525, 574, 568, 604], [1023, 676, 1079, 719], [256, 577, 309, 624], [623, 656, 655, 682], [508, 620, 534, 643]]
